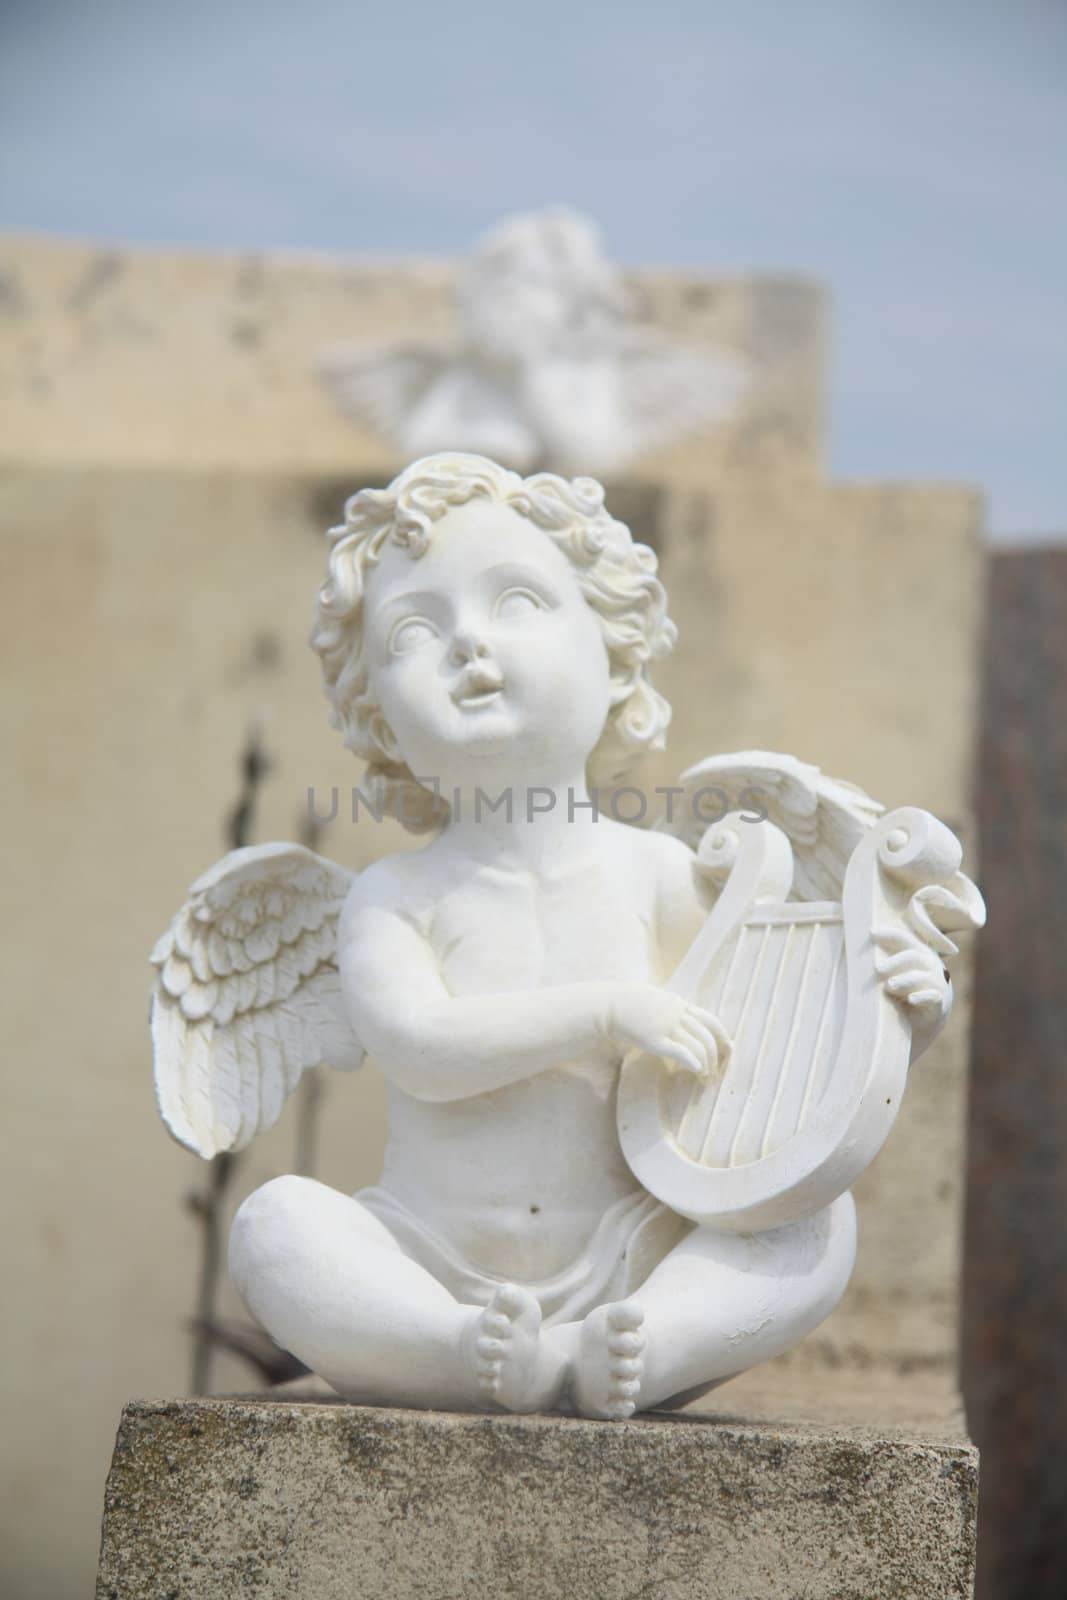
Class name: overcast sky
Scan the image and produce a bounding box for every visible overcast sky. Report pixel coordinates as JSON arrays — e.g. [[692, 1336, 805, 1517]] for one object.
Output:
[[2, 0, 1064, 541]]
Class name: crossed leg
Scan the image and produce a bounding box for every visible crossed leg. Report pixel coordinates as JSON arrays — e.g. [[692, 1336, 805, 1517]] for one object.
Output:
[[229, 1175, 568, 1411], [557, 1192, 857, 1419], [231, 1178, 855, 1418]]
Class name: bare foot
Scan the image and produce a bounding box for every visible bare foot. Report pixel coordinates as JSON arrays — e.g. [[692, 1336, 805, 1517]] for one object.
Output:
[[574, 1299, 646, 1420], [461, 1284, 566, 1414]]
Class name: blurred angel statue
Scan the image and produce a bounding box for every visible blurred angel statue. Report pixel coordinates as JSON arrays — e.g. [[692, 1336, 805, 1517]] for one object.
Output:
[[318, 207, 748, 477]]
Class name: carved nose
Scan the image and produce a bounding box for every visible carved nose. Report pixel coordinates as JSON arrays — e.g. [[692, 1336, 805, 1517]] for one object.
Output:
[[450, 633, 491, 667]]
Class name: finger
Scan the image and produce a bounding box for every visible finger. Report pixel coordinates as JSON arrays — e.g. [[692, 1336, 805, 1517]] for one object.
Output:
[[674, 1018, 723, 1068], [686, 1002, 726, 1034], [653, 1037, 705, 1076], [876, 947, 940, 985], [685, 1005, 731, 1046], [676, 1018, 720, 1070], [684, 1006, 732, 1057], [886, 970, 942, 996], [678, 1020, 718, 1062], [906, 988, 945, 1010], [877, 948, 940, 979], [872, 925, 923, 955]]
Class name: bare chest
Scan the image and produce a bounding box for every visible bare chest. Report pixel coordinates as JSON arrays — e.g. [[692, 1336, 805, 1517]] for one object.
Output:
[[427, 864, 656, 994]]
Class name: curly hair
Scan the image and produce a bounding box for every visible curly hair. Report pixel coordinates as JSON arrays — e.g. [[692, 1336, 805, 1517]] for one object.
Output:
[[311, 452, 676, 831]]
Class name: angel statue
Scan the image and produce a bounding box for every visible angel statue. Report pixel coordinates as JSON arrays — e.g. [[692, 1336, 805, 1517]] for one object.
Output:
[[151, 452, 984, 1420], [318, 206, 747, 478]]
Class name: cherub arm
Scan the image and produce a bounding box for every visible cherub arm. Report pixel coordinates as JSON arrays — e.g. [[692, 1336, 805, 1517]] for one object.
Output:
[[338, 888, 723, 1104]]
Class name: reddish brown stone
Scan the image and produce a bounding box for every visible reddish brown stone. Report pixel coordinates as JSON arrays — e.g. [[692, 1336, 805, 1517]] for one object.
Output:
[[963, 546, 1067, 1600]]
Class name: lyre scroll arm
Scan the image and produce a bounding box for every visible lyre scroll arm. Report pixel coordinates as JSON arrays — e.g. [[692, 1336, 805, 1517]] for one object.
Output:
[[668, 814, 795, 1002]]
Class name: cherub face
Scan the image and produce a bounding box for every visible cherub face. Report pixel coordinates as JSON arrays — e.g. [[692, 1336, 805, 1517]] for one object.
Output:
[[362, 499, 612, 788]]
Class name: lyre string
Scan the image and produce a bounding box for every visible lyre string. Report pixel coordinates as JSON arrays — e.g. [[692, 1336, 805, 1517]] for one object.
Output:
[[700, 923, 772, 1167], [728, 924, 796, 1169], [675, 926, 746, 1156], [796, 927, 846, 1129], [758, 922, 819, 1161]]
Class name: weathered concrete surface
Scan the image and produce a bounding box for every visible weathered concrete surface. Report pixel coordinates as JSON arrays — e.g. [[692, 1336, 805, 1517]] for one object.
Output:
[[96, 1395, 978, 1600], [0, 232, 825, 481]]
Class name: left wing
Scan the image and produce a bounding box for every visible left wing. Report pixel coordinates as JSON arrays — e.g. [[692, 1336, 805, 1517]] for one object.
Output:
[[317, 340, 450, 448], [150, 843, 362, 1159]]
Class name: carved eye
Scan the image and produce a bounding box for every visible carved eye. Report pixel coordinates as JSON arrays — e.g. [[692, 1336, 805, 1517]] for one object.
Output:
[[389, 616, 438, 655], [494, 587, 545, 621]]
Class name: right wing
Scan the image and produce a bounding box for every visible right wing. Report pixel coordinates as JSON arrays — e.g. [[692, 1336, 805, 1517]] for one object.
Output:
[[661, 750, 884, 902], [150, 843, 362, 1160], [617, 331, 750, 462]]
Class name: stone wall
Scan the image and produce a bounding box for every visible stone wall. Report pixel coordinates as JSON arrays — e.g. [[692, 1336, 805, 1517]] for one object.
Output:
[[0, 232, 824, 479]]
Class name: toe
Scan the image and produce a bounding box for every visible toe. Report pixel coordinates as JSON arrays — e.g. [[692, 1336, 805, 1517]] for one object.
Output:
[[610, 1331, 643, 1357], [608, 1300, 644, 1334], [610, 1357, 644, 1379], [494, 1284, 529, 1317]]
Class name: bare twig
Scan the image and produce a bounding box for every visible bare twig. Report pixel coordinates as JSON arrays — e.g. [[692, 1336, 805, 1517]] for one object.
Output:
[[225, 720, 271, 853], [294, 1068, 324, 1179], [294, 805, 329, 1181], [187, 721, 271, 1394], [188, 1316, 309, 1387], [190, 1153, 236, 1394]]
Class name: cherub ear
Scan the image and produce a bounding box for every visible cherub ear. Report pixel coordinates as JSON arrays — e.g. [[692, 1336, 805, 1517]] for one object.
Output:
[[369, 712, 403, 763], [608, 669, 636, 708]]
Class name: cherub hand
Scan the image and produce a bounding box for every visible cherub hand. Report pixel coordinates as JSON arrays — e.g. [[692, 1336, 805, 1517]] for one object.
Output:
[[874, 934, 952, 1027], [601, 984, 731, 1077]]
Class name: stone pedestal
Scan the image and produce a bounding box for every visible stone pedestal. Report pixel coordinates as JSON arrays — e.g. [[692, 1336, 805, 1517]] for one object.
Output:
[[96, 1389, 977, 1600]]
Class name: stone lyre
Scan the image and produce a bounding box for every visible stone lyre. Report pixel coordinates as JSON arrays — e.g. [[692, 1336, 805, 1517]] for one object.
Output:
[[620, 803, 985, 1233]]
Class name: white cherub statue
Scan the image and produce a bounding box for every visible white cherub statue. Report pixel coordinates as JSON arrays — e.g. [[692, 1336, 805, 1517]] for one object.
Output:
[[151, 453, 984, 1419], [318, 207, 747, 477]]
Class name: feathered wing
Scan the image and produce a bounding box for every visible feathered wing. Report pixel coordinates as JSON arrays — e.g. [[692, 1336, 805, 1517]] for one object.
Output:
[[616, 332, 750, 461], [150, 843, 363, 1160], [661, 750, 885, 901], [316, 340, 451, 450]]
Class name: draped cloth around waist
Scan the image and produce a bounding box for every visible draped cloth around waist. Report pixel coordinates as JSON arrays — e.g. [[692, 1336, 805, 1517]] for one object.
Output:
[[356, 1185, 690, 1327]]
